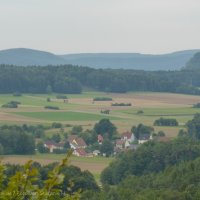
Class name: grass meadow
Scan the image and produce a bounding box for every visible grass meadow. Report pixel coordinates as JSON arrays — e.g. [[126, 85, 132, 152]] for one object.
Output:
[[1, 91, 200, 136]]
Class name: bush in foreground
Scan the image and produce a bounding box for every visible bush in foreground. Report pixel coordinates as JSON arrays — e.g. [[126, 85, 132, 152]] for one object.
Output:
[[0, 152, 81, 200]]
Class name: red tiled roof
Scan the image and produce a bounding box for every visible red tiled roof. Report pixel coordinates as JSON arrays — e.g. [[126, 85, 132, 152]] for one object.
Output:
[[98, 134, 104, 141], [44, 140, 64, 147], [75, 148, 87, 156], [68, 135, 87, 148], [68, 135, 78, 143], [116, 139, 125, 145], [75, 137, 87, 147], [121, 131, 132, 139]]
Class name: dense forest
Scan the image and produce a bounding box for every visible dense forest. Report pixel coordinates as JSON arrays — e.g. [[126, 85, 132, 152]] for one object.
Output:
[[82, 137, 200, 199], [0, 52, 200, 94]]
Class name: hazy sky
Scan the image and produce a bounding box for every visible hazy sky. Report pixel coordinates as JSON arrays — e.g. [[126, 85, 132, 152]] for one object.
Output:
[[0, 0, 199, 54]]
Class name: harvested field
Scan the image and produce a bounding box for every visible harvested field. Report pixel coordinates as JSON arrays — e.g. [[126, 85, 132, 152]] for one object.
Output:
[[1, 155, 113, 174]]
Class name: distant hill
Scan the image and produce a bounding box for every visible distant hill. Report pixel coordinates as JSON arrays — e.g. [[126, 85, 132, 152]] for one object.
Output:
[[0, 48, 66, 66], [60, 50, 200, 71], [185, 52, 200, 70], [0, 48, 199, 70]]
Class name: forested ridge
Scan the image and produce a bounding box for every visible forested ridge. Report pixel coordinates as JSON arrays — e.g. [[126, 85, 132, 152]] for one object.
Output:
[[80, 114, 200, 199], [81, 137, 200, 200], [0, 54, 200, 94]]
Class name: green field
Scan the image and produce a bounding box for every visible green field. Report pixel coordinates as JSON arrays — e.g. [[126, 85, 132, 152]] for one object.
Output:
[[15, 111, 120, 121], [121, 107, 200, 116], [1, 91, 200, 137]]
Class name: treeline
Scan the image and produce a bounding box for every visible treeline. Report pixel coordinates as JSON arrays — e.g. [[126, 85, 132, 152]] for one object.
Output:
[[0, 62, 200, 94], [0, 125, 35, 155], [154, 117, 178, 126], [100, 137, 200, 185]]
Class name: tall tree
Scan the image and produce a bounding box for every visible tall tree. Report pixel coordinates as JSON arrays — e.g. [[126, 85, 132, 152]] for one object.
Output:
[[94, 119, 117, 140]]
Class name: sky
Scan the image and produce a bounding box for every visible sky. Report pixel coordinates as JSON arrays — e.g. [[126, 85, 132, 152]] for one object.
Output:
[[0, 0, 199, 54]]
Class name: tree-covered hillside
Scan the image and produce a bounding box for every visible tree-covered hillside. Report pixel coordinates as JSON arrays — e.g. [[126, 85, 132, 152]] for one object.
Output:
[[0, 48, 199, 70], [60, 50, 200, 71], [0, 59, 200, 94], [0, 48, 66, 66], [185, 52, 200, 70]]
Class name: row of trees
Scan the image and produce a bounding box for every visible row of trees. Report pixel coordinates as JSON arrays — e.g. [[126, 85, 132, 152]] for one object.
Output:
[[0, 62, 200, 94], [154, 117, 178, 126]]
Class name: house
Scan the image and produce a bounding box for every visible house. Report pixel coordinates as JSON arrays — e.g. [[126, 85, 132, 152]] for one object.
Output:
[[116, 139, 125, 149], [138, 134, 151, 144], [93, 150, 101, 156], [68, 135, 87, 149], [44, 141, 64, 153], [124, 140, 131, 148], [73, 148, 87, 157], [73, 148, 92, 157], [121, 131, 135, 143], [97, 134, 104, 144]]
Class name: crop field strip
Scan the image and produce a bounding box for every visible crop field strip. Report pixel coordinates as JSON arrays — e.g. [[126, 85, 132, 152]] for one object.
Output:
[[1, 91, 200, 138]]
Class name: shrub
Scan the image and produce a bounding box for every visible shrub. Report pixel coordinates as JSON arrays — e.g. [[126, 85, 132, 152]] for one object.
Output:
[[157, 131, 166, 137], [93, 97, 113, 101], [2, 101, 19, 108], [112, 103, 132, 106], [53, 148, 67, 154], [52, 122, 63, 128], [44, 105, 59, 110], [101, 109, 110, 114], [154, 117, 178, 126], [193, 103, 200, 108], [47, 97, 51, 102], [37, 142, 49, 153], [137, 110, 144, 114], [56, 95, 68, 99]]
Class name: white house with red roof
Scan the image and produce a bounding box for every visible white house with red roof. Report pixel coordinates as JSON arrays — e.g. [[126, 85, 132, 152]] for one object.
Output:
[[44, 141, 64, 153], [116, 139, 125, 149], [121, 131, 135, 143], [73, 148, 87, 157], [68, 135, 87, 149]]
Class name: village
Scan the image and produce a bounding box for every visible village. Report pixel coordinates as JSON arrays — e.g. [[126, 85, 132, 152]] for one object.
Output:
[[43, 130, 154, 157]]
